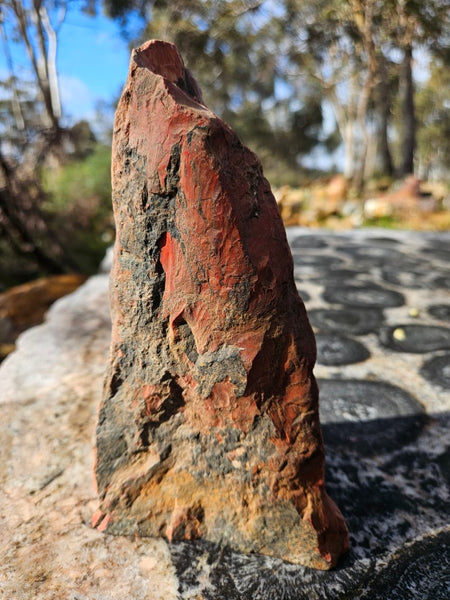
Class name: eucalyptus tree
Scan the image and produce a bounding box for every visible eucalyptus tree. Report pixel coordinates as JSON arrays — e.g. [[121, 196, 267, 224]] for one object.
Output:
[[102, 0, 332, 181], [388, 0, 449, 175]]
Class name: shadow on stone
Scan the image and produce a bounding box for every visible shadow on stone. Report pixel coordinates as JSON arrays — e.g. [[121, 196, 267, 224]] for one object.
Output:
[[170, 537, 374, 600], [318, 378, 427, 455], [322, 413, 428, 456], [358, 530, 450, 600]]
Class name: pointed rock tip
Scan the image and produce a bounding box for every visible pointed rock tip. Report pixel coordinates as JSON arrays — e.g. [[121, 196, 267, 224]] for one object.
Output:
[[132, 39, 204, 104], [133, 39, 185, 83]]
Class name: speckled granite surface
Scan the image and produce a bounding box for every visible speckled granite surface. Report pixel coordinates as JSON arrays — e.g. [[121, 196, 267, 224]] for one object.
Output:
[[1, 228, 449, 599]]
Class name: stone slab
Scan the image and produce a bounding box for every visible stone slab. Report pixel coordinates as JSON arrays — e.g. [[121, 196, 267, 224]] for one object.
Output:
[[0, 227, 449, 598]]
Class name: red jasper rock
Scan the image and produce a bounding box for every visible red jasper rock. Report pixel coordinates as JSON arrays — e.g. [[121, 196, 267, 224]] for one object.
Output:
[[94, 39, 348, 569]]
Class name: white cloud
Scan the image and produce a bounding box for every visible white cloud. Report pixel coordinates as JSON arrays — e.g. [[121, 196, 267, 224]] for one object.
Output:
[[59, 73, 97, 124]]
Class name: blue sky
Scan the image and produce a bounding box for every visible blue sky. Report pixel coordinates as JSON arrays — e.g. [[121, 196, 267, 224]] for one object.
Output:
[[1, 4, 431, 171], [58, 11, 130, 120], [1, 5, 137, 125], [57, 9, 136, 123]]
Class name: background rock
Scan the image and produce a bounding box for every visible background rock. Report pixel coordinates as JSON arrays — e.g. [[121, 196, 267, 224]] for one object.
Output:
[[0, 273, 87, 361]]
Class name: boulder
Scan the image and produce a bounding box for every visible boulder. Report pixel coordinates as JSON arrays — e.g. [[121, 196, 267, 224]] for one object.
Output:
[[364, 176, 441, 220], [0, 274, 110, 405], [94, 39, 348, 569], [0, 274, 88, 353]]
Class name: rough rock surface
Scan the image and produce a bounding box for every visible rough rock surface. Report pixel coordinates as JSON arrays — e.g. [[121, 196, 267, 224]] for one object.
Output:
[[94, 40, 348, 570], [1, 229, 449, 599]]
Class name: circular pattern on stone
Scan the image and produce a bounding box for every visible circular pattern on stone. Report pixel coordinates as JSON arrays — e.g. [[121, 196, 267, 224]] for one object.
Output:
[[308, 307, 384, 336], [290, 235, 329, 249], [380, 324, 450, 353], [424, 238, 450, 251], [295, 266, 361, 285], [428, 304, 450, 321], [380, 266, 439, 289], [361, 531, 450, 600], [316, 334, 370, 366], [296, 287, 310, 303], [291, 253, 345, 269], [338, 244, 435, 275], [293, 260, 347, 282], [335, 243, 405, 267], [321, 268, 363, 284], [369, 236, 402, 246], [323, 284, 405, 308], [318, 379, 426, 453], [422, 243, 450, 263], [433, 274, 450, 289], [389, 255, 435, 271], [420, 353, 450, 390]]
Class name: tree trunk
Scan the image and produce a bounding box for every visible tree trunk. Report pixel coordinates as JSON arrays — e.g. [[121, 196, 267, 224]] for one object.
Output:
[[350, 0, 377, 194], [400, 43, 415, 175], [376, 60, 394, 176], [352, 72, 373, 194], [330, 88, 357, 181], [40, 5, 62, 120], [342, 121, 356, 179]]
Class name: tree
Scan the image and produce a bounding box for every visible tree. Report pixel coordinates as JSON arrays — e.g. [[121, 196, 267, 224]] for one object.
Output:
[[281, 1, 370, 182], [392, 0, 449, 175], [416, 61, 450, 180], [102, 0, 332, 182], [0, 1, 82, 276], [0, 0, 72, 158], [282, 0, 450, 184], [372, 54, 395, 177]]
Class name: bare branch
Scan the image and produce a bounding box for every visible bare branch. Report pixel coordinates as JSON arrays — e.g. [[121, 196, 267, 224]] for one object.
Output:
[[0, 11, 25, 130], [40, 5, 62, 119]]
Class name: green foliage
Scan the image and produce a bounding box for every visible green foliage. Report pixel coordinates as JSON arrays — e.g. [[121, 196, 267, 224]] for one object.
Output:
[[68, 120, 98, 159], [0, 238, 41, 288], [42, 144, 111, 211], [42, 145, 114, 274], [362, 215, 398, 229], [416, 62, 450, 179]]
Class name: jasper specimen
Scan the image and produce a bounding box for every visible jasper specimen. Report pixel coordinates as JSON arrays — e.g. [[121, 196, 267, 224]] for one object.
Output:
[[94, 40, 348, 569]]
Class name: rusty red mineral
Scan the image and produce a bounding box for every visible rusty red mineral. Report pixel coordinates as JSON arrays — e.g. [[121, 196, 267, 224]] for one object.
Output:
[[94, 39, 349, 569]]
